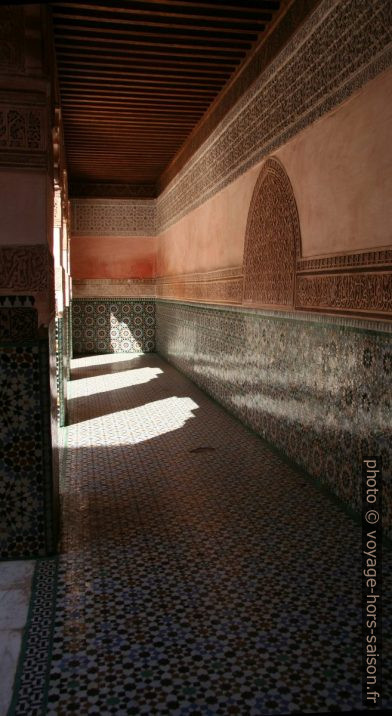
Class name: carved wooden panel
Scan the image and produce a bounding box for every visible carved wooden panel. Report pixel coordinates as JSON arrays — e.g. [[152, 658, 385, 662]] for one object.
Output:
[[70, 182, 157, 199], [243, 157, 300, 308]]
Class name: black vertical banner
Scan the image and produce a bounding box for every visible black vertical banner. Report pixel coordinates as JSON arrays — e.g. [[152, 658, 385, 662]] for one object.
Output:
[[362, 456, 382, 709]]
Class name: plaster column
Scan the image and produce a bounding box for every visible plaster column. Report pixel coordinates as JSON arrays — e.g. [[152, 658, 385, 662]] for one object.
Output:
[[0, 4, 59, 558]]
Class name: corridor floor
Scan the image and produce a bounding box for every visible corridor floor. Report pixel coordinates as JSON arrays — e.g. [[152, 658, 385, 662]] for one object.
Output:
[[11, 354, 391, 714]]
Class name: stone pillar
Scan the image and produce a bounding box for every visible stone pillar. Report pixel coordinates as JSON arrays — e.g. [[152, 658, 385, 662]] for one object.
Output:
[[0, 5, 60, 558]]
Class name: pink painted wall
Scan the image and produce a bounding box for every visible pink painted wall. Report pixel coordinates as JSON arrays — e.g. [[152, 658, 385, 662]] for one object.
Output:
[[0, 170, 49, 246], [157, 67, 392, 276], [157, 167, 259, 276], [71, 236, 157, 279], [71, 67, 392, 280], [276, 68, 392, 258]]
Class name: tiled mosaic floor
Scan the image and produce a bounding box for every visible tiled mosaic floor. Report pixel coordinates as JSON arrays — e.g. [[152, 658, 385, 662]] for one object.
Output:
[[11, 354, 391, 714]]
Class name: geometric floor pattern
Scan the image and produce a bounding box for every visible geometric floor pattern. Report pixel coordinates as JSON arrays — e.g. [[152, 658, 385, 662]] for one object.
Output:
[[11, 354, 392, 714]]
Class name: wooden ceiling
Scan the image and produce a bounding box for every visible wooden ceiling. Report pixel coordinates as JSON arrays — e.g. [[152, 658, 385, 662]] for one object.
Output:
[[50, 1, 308, 196]]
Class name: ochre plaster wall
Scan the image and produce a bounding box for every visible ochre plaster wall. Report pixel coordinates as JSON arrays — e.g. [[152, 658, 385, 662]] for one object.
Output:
[[71, 236, 157, 279]]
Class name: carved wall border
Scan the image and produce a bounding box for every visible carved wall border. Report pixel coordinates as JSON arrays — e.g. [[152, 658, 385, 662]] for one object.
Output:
[[70, 1, 392, 238], [0, 90, 48, 169], [72, 278, 156, 298], [295, 272, 392, 317], [73, 271, 243, 304], [297, 249, 392, 273], [73, 261, 392, 318], [71, 198, 157, 237], [156, 0, 392, 232], [156, 267, 243, 305], [0, 244, 53, 291]]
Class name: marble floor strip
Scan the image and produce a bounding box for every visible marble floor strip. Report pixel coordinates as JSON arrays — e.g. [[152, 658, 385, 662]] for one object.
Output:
[[0, 561, 35, 716]]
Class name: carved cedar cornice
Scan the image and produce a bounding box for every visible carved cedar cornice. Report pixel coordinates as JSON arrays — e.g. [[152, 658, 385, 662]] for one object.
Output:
[[69, 182, 157, 199]]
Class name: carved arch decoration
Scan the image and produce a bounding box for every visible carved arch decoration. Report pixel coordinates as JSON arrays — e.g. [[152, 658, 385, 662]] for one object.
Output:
[[242, 157, 301, 309]]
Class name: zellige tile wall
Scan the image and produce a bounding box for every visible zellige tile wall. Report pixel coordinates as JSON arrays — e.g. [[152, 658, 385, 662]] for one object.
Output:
[[71, 299, 156, 355], [156, 300, 392, 538]]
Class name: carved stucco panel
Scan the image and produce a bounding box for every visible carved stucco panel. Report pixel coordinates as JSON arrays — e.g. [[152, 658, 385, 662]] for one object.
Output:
[[296, 273, 392, 315], [243, 157, 300, 309], [0, 245, 53, 291]]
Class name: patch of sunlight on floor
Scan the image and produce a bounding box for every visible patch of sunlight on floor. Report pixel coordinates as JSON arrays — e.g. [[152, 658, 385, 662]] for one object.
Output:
[[71, 396, 199, 445]]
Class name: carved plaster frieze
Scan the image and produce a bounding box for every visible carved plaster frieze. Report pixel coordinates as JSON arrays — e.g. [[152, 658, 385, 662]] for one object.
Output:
[[157, 0, 392, 232], [0, 90, 47, 169], [242, 158, 299, 308], [71, 198, 157, 237], [295, 273, 392, 316], [156, 267, 243, 305], [70, 0, 392, 241], [72, 278, 156, 298], [297, 249, 392, 273]]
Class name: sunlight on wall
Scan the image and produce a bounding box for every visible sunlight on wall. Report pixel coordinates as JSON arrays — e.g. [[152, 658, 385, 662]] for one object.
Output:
[[110, 312, 145, 353], [72, 353, 143, 368]]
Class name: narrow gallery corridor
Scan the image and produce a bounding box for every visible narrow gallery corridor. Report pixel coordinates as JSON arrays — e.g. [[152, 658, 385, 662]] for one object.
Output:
[[9, 353, 391, 714], [1, 0, 392, 714]]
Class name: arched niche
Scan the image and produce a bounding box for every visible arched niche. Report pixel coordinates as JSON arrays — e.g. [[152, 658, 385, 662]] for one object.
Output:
[[242, 157, 301, 309]]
